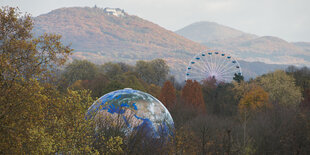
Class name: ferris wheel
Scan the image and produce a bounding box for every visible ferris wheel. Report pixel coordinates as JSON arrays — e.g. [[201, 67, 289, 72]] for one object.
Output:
[[185, 50, 242, 83]]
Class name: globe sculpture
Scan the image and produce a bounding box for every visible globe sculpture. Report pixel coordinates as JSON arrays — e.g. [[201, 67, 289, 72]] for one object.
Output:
[[86, 88, 174, 138]]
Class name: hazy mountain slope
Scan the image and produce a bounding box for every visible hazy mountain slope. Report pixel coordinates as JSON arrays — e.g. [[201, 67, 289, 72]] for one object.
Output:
[[293, 42, 310, 53], [33, 7, 291, 81], [176, 21, 258, 44], [33, 7, 205, 62], [176, 22, 310, 66]]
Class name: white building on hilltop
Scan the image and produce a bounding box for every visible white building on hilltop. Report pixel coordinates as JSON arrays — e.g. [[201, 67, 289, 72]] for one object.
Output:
[[103, 8, 125, 17]]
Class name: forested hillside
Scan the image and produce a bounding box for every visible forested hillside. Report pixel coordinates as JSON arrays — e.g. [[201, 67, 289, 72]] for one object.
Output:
[[1, 6, 310, 154]]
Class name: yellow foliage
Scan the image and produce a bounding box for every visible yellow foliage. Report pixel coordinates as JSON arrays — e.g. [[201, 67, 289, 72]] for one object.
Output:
[[239, 85, 269, 113], [168, 127, 198, 154], [105, 136, 124, 154]]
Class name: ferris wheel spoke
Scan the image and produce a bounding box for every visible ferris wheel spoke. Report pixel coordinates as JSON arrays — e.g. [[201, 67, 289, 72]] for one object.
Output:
[[199, 55, 211, 72], [217, 57, 236, 73], [192, 61, 209, 73], [219, 70, 237, 79], [218, 63, 238, 75], [185, 50, 242, 83], [188, 68, 209, 74], [217, 60, 234, 74], [188, 71, 209, 77], [213, 55, 218, 72], [223, 66, 240, 74], [201, 56, 213, 73], [194, 55, 211, 72], [210, 56, 218, 73], [209, 54, 215, 71], [214, 54, 220, 72], [214, 55, 222, 73], [206, 57, 215, 73], [221, 75, 234, 78], [215, 56, 229, 74], [220, 70, 239, 78]]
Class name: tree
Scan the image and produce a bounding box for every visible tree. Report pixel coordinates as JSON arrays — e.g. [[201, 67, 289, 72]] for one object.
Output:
[[151, 59, 170, 85], [135, 59, 169, 86], [117, 62, 134, 73], [46, 89, 97, 154], [238, 85, 269, 152], [0, 7, 72, 153], [239, 85, 269, 112], [255, 70, 302, 106], [159, 81, 176, 110], [83, 73, 110, 98], [201, 78, 218, 114], [202, 78, 238, 116], [181, 80, 206, 113], [0, 7, 102, 154], [118, 72, 147, 91], [0, 7, 71, 86], [286, 66, 310, 108], [100, 62, 123, 79], [302, 89, 310, 109], [233, 73, 244, 83], [147, 84, 161, 98], [62, 59, 97, 85]]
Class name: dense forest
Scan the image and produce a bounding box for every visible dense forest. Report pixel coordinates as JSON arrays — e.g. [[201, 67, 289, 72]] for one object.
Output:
[[1, 7, 310, 154]]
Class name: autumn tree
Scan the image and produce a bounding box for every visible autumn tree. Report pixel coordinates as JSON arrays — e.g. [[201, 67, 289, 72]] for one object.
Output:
[[255, 70, 302, 106], [46, 89, 97, 154], [201, 78, 217, 113], [0, 7, 100, 154], [238, 85, 269, 152], [159, 81, 176, 110], [239, 85, 270, 112], [286, 66, 310, 108], [0, 6, 73, 153], [147, 84, 161, 98], [99, 62, 123, 79], [62, 59, 97, 86], [118, 72, 147, 91], [181, 80, 206, 113], [135, 59, 169, 86], [201, 78, 238, 116]]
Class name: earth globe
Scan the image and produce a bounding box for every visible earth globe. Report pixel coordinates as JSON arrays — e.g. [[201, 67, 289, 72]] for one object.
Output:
[[86, 88, 174, 138]]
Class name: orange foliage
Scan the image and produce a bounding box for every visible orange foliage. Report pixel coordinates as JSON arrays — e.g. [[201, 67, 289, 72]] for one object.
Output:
[[239, 85, 269, 112], [181, 80, 206, 113], [159, 81, 176, 110]]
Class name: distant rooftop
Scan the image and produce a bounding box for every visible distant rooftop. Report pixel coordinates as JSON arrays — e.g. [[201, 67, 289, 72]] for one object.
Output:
[[103, 7, 125, 17]]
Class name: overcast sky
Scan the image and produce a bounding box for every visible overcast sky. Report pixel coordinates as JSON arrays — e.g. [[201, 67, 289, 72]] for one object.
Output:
[[1, 0, 309, 42]]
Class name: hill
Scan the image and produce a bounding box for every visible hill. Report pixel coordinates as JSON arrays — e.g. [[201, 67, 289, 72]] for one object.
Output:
[[176, 22, 310, 66], [33, 7, 205, 62], [33, 7, 290, 81], [293, 42, 310, 53], [176, 21, 257, 44]]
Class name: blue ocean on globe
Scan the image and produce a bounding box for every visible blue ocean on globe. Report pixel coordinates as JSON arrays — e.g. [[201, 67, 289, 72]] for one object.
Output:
[[86, 88, 174, 138]]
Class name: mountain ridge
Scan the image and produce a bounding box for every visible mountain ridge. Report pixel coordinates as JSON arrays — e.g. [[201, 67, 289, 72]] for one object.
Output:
[[176, 21, 258, 43], [34, 7, 206, 55], [32, 7, 296, 81], [176, 21, 310, 66]]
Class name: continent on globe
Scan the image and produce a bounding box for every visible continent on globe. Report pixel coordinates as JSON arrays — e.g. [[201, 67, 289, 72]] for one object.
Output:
[[86, 88, 174, 138]]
